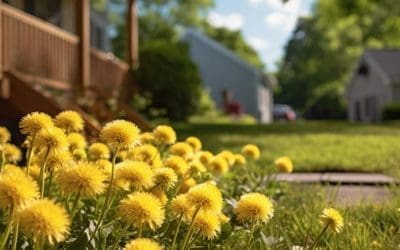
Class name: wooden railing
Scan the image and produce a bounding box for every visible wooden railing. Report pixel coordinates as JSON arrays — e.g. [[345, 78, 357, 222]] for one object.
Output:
[[90, 48, 131, 98], [1, 4, 79, 86], [1, 3, 131, 96]]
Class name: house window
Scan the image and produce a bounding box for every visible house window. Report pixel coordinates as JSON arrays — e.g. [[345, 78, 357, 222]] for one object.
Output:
[[357, 64, 369, 76]]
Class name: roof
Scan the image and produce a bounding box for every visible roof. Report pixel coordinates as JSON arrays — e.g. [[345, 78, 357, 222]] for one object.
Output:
[[182, 28, 262, 77], [366, 49, 400, 83]]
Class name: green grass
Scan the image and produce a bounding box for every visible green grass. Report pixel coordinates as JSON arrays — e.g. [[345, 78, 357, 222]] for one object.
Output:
[[175, 121, 400, 177]]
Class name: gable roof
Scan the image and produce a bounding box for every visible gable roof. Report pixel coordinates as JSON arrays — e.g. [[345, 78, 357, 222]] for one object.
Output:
[[366, 49, 400, 83], [182, 28, 262, 77]]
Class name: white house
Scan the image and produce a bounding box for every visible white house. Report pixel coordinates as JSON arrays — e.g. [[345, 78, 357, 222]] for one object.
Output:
[[346, 49, 400, 122], [182, 29, 274, 123]]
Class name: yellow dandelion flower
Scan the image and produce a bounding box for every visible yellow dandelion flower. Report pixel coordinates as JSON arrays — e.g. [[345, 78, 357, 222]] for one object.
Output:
[[89, 142, 110, 160], [19, 112, 53, 136], [164, 155, 190, 176], [179, 178, 197, 194], [3, 143, 22, 163], [319, 208, 344, 233], [189, 160, 207, 174], [67, 133, 87, 151], [0, 168, 39, 209], [118, 192, 165, 230], [171, 194, 194, 220], [18, 199, 70, 245], [209, 156, 229, 175], [124, 238, 162, 250], [170, 142, 193, 159], [192, 211, 221, 239], [36, 150, 72, 171], [234, 154, 246, 166], [117, 150, 127, 161], [72, 149, 87, 162], [218, 213, 230, 224], [54, 110, 84, 133], [0, 126, 11, 144], [151, 190, 169, 205], [100, 120, 140, 151], [235, 192, 274, 223], [197, 151, 213, 165], [275, 156, 293, 173], [115, 161, 154, 190], [56, 162, 106, 197], [217, 150, 236, 166], [2, 164, 24, 175], [185, 136, 202, 151], [28, 165, 43, 181], [186, 182, 223, 212], [128, 144, 160, 166], [138, 132, 154, 145], [152, 167, 178, 192], [36, 127, 68, 151], [95, 159, 112, 176], [153, 125, 176, 145], [241, 144, 260, 160]]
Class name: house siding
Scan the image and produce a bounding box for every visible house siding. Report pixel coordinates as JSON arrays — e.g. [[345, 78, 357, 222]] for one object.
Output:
[[183, 30, 271, 122], [347, 59, 391, 122]]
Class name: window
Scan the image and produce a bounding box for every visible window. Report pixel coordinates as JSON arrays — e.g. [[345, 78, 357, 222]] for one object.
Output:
[[357, 64, 369, 76]]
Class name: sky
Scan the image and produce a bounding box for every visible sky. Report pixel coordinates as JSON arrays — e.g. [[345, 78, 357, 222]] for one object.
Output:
[[207, 0, 315, 71]]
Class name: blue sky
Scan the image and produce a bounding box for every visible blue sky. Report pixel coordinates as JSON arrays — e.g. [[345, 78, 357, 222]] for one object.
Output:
[[207, 0, 315, 71]]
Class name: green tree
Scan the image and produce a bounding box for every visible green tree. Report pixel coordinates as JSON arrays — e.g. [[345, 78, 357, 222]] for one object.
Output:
[[203, 25, 265, 69], [277, 0, 400, 119]]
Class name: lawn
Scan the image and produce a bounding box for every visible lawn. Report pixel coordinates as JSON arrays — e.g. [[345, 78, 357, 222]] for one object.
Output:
[[175, 121, 400, 177]]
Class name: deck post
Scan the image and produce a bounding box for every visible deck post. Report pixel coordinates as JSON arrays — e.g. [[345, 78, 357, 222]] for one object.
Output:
[[0, 0, 3, 80], [76, 0, 90, 90], [127, 0, 138, 68]]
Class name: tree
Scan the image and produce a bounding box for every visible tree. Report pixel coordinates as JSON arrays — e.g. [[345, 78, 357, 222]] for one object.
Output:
[[276, 0, 400, 119], [203, 25, 265, 70]]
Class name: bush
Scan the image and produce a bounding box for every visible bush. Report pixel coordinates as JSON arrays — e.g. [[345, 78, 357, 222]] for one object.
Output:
[[134, 41, 202, 121], [382, 103, 400, 120]]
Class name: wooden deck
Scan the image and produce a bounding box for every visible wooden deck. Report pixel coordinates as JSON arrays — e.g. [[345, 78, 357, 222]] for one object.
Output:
[[0, 2, 150, 132]]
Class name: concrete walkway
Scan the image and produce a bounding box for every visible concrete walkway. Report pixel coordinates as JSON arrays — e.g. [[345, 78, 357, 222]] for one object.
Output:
[[275, 172, 399, 206], [275, 172, 399, 185]]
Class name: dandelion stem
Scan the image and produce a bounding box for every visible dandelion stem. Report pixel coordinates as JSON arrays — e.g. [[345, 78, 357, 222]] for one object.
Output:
[[45, 169, 54, 196], [0, 146, 6, 173], [0, 207, 14, 250], [25, 139, 35, 175], [39, 147, 51, 198], [70, 189, 82, 219], [181, 207, 200, 250], [186, 231, 200, 250], [111, 223, 130, 250], [11, 217, 19, 250], [172, 215, 183, 249], [89, 146, 119, 241], [138, 227, 143, 238], [245, 219, 256, 250], [309, 224, 329, 250]]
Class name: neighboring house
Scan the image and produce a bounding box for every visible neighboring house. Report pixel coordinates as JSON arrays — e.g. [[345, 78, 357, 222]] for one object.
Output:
[[346, 49, 400, 122], [4, 0, 111, 51], [182, 29, 274, 123]]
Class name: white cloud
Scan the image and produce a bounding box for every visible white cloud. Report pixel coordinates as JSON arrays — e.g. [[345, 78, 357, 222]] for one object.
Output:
[[261, 0, 310, 32], [264, 12, 297, 32], [207, 12, 244, 31], [248, 0, 264, 6], [248, 37, 269, 50]]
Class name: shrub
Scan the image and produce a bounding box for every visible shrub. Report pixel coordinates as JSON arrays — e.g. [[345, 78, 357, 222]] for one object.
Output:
[[382, 103, 400, 120], [134, 41, 202, 121]]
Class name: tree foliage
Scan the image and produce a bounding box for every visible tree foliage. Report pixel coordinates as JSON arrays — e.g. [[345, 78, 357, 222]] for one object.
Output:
[[204, 25, 265, 69], [276, 0, 400, 119]]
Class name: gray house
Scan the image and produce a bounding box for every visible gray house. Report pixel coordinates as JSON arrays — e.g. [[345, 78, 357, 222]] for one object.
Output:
[[182, 29, 274, 123], [346, 49, 400, 122]]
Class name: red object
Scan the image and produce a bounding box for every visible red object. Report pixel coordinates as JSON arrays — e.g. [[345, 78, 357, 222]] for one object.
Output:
[[224, 101, 243, 116]]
